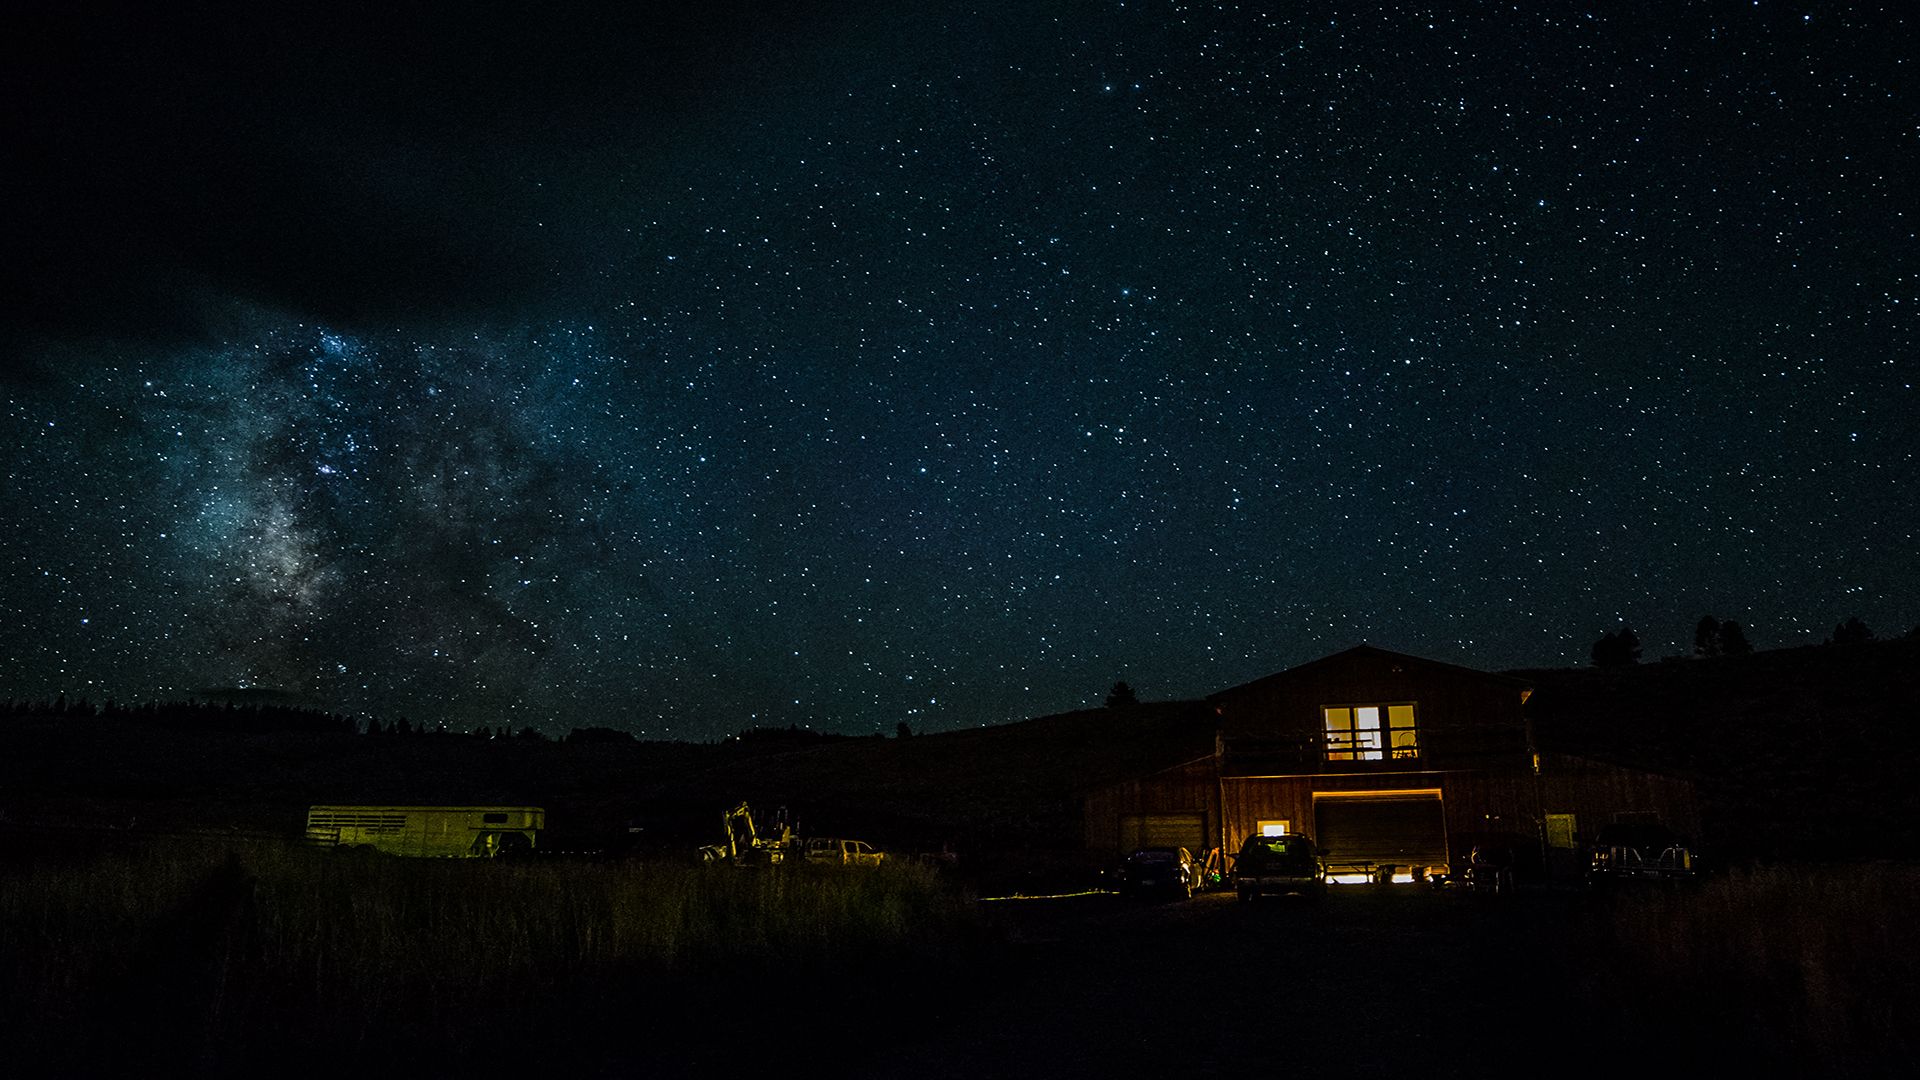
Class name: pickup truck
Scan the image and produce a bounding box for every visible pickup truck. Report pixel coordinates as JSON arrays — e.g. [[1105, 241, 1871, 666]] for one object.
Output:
[[803, 837, 884, 865], [1233, 832, 1328, 903], [1587, 823, 1694, 887]]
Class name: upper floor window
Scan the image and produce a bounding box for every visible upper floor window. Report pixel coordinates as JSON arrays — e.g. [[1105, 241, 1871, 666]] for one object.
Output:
[[1324, 704, 1418, 761]]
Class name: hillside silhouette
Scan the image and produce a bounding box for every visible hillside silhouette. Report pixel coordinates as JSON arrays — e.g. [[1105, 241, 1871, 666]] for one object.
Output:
[[4, 640, 1914, 865]]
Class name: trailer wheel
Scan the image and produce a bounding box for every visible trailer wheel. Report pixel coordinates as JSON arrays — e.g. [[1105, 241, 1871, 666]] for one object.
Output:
[[495, 832, 533, 860]]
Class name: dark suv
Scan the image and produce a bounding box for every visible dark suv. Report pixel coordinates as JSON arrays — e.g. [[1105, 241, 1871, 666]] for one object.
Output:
[[1119, 847, 1199, 899], [1233, 833, 1328, 903]]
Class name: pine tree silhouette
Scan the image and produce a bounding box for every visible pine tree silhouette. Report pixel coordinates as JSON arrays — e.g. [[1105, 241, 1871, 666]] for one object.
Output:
[[1828, 617, 1874, 645], [1718, 620, 1753, 655], [1591, 627, 1642, 668], [1694, 616, 1723, 658]]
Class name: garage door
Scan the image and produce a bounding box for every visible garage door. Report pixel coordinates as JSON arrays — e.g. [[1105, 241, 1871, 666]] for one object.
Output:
[[1118, 813, 1209, 855], [1313, 793, 1447, 870]]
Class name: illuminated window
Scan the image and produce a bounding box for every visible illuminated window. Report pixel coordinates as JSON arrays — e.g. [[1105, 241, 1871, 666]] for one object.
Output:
[[1387, 705, 1417, 758], [1545, 814, 1576, 849], [1324, 704, 1418, 761]]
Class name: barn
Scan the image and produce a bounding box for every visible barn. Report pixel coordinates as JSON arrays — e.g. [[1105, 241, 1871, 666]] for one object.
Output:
[[1084, 645, 1699, 882]]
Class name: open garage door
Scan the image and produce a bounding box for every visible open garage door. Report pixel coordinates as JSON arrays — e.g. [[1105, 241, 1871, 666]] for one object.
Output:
[[1118, 813, 1209, 855], [1314, 792, 1447, 872]]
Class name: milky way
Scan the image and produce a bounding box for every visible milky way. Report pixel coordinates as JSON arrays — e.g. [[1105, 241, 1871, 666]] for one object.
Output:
[[2, 3, 1913, 737]]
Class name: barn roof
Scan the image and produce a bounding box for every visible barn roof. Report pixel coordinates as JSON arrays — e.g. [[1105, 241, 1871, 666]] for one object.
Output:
[[1204, 644, 1533, 704]]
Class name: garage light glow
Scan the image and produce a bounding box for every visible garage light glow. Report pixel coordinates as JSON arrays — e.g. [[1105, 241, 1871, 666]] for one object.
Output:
[[1323, 871, 1419, 885]]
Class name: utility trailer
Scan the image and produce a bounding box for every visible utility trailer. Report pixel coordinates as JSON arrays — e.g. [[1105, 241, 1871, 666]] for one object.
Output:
[[305, 806, 544, 858]]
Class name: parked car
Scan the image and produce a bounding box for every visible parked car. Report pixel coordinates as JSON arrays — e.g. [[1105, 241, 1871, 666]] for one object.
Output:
[[1120, 847, 1200, 899], [1233, 833, 1328, 903]]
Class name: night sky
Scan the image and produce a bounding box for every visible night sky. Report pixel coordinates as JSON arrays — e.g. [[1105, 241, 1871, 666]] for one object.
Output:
[[3, 2, 1913, 738]]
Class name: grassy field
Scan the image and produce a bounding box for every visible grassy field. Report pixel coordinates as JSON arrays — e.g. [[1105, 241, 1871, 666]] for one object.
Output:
[[8, 841, 1917, 1076], [2, 841, 986, 1077], [1581, 863, 1919, 1075]]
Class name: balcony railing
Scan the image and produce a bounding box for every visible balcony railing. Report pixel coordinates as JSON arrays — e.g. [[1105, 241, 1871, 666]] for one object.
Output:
[[1324, 735, 1419, 761]]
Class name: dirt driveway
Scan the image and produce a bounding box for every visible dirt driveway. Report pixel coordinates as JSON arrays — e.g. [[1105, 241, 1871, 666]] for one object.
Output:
[[856, 886, 1611, 1079]]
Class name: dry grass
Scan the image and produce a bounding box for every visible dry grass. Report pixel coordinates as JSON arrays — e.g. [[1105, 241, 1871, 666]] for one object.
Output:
[[1584, 863, 1919, 1075], [1, 841, 983, 1076]]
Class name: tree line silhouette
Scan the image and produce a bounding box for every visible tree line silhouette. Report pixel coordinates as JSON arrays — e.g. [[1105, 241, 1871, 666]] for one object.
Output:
[[1590, 614, 1915, 668], [0, 697, 636, 744], [1, 696, 359, 734], [0, 698, 908, 746]]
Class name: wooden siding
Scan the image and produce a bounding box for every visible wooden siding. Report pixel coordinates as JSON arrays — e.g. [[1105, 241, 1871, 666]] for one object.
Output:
[[1083, 650, 1701, 869], [1118, 813, 1210, 855], [1208, 760, 1698, 868], [1220, 776, 1317, 847], [1210, 647, 1533, 774], [1083, 757, 1222, 856], [1538, 752, 1702, 845], [1433, 769, 1545, 866], [1222, 772, 1459, 857]]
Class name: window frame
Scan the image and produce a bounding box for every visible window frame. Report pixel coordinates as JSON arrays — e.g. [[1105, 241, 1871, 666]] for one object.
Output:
[[1322, 702, 1419, 762]]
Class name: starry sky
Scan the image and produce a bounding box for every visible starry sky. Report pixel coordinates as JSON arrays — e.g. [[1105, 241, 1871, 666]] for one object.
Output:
[[3, 2, 1913, 738]]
